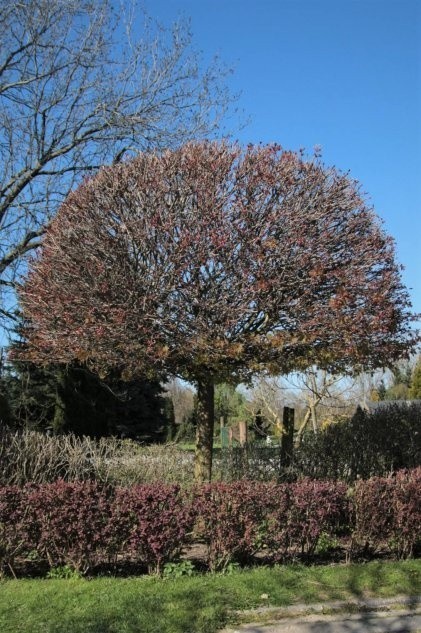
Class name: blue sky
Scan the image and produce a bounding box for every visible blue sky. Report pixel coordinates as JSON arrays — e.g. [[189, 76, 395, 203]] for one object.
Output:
[[147, 0, 421, 317]]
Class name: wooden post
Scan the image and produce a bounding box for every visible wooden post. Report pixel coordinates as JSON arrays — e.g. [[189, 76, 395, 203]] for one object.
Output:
[[239, 420, 247, 446], [280, 406, 294, 468]]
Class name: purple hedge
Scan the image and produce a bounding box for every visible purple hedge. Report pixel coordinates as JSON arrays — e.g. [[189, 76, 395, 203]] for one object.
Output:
[[0, 470, 418, 576]]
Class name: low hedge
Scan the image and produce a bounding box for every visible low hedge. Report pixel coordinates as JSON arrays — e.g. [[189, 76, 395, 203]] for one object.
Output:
[[0, 468, 419, 576], [218, 403, 421, 483], [353, 467, 421, 559]]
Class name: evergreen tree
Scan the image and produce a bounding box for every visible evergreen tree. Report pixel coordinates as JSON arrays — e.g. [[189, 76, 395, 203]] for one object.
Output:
[[1, 336, 172, 440], [214, 383, 249, 427], [409, 358, 421, 399], [376, 379, 387, 401], [385, 363, 412, 400]]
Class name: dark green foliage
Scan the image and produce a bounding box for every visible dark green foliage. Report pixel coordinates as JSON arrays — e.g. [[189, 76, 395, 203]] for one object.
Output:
[[175, 383, 250, 442], [0, 343, 57, 430], [214, 384, 249, 426], [218, 403, 421, 483], [1, 339, 172, 441], [409, 358, 421, 399], [374, 361, 413, 401], [107, 375, 171, 442], [295, 402, 421, 482], [162, 397, 176, 441]]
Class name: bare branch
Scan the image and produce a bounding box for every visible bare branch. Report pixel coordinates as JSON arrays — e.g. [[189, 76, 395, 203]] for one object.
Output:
[[0, 0, 239, 329]]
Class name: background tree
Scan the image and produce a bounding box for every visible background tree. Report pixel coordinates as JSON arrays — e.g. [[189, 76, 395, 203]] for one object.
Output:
[[2, 335, 172, 439], [247, 376, 290, 437], [214, 383, 249, 429], [369, 359, 415, 402], [0, 0, 237, 328], [291, 369, 356, 437], [165, 379, 195, 427], [409, 357, 421, 399], [247, 371, 355, 440], [18, 142, 418, 481]]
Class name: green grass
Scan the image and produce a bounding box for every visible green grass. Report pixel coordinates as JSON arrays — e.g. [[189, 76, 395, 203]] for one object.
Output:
[[1, 560, 420, 633], [177, 442, 223, 452]]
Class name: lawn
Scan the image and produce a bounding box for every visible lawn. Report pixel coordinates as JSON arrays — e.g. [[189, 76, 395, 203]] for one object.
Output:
[[1, 560, 420, 633]]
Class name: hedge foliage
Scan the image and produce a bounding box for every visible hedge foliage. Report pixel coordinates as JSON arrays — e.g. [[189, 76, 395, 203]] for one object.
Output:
[[353, 468, 421, 559], [1, 469, 419, 576], [296, 404, 421, 482], [218, 403, 421, 483]]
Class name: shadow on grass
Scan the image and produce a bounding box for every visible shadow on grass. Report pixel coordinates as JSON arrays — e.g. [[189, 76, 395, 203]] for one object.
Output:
[[0, 561, 420, 633], [43, 583, 226, 633]]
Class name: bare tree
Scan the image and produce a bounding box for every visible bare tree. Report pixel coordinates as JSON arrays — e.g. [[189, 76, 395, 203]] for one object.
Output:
[[247, 376, 294, 436], [248, 371, 357, 439], [292, 369, 357, 438], [0, 0, 237, 327], [165, 379, 194, 427]]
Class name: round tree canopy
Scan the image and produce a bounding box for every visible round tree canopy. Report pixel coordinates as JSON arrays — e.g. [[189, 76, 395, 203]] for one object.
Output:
[[18, 141, 418, 382]]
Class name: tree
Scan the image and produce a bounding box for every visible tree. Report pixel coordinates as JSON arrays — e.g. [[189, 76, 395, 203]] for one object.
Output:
[[290, 369, 356, 437], [247, 376, 290, 436], [214, 383, 249, 428], [3, 333, 172, 439], [165, 379, 195, 427], [0, 0, 236, 328], [17, 142, 418, 480], [370, 360, 414, 401], [409, 357, 421, 399]]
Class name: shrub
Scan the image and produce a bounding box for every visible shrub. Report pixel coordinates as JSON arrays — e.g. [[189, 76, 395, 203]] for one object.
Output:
[[0, 429, 107, 485], [215, 444, 287, 482], [392, 468, 421, 557], [107, 484, 193, 574], [262, 480, 349, 561], [295, 403, 421, 482], [0, 486, 28, 575], [193, 482, 269, 571], [0, 428, 194, 486], [353, 467, 421, 558], [0, 469, 418, 578], [257, 483, 291, 559], [287, 479, 349, 556], [26, 480, 113, 573], [103, 443, 194, 486], [217, 403, 421, 483]]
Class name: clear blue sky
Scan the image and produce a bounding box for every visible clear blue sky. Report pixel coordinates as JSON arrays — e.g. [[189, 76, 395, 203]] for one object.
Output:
[[146, 0, 421, 317]]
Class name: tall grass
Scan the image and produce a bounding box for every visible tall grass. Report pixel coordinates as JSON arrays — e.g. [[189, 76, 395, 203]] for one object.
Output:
[[0, 428, 194, 486]]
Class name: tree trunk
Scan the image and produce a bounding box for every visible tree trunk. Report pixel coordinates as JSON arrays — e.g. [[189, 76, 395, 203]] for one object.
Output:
[[310, 404, 318, 433], [194, 378, 215, 482]]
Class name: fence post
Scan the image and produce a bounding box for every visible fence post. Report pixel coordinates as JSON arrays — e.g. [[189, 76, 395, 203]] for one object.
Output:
[[280, 406, 294, 468]]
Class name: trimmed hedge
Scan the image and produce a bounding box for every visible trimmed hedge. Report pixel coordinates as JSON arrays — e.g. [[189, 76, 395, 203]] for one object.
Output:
[[26, 480, 113, 573], [295, 404, 421, 482], [0, 470, 419, 576], [266, 479, 349, 560], [193, 480, 350, 570], [217, 403, 421, 483], [193, 481, 271, 571], [107, 484, 193, 573], [353, 467, 421, 558]]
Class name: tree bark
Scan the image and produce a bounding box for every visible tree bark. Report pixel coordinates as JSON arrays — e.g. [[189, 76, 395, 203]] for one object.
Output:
[[194, 377, 215, 482]]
